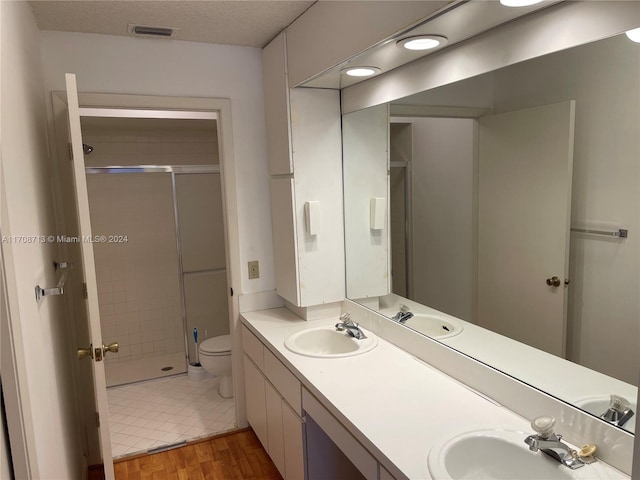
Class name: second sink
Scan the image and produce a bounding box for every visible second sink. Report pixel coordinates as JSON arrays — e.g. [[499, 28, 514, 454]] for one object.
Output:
[[284, 326, 378, 358], [402, 313, 463, 339], [428, 429, 609, 480]]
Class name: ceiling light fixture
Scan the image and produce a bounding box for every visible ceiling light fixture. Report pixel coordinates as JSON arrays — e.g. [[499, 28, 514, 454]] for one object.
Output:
[[341, 67, 381, 77], [397, 35, 448, 51], [499, 0, 544, 7], [626, 28, 640, 43]]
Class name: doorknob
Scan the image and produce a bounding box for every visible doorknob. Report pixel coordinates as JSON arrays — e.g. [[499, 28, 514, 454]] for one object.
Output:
[[102, 342, 119, 355], [77, 345, 93, 360], [94, 342, 118, 362], [546, 276, 561, 287]]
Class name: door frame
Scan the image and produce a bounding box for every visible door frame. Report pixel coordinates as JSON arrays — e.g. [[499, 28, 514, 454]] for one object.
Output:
[[49, 91, 244, 467]]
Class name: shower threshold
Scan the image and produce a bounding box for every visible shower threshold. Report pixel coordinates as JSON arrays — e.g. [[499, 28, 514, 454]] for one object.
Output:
[[105, 352, 187, 387]]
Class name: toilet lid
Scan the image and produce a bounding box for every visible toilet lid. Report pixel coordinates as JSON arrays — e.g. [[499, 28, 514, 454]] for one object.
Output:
[[200, 335, 231, 354]]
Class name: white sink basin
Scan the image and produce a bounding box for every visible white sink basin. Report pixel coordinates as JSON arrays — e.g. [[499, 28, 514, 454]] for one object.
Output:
[[574, 396, 636, 433], [284, 326, 378, 358], [403, 313, 462, 339], [428, 430, 609, 480]]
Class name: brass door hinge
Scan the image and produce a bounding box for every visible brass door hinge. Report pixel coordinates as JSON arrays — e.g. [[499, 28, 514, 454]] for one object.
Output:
[[68, 143, 73, 160], [95, 412, 100, 428], [82, 283, 88, 300]]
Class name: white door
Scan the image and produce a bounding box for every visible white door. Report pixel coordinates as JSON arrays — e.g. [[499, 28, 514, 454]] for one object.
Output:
[[477, 101, 575, 357], [65, 73, 115, 479]]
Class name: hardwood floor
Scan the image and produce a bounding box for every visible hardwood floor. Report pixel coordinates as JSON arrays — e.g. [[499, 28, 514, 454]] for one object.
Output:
[[94, 428, 282, 480]]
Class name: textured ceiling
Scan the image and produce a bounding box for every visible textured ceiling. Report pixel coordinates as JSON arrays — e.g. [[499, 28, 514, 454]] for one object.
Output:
[[28, 1, 315, 48]]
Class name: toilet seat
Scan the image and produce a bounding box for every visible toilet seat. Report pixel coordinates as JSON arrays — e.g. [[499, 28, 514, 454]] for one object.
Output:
[[200, 335, 231, 356]]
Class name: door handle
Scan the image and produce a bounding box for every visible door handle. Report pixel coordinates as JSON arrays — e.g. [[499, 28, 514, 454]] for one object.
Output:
[[77, 345, 93, 360], [546, 276, 569, 287], [102, 342, 119, 355], [78, 342, 118, 361], [94, 342, 118, 362], [546, 276, 561, 287]]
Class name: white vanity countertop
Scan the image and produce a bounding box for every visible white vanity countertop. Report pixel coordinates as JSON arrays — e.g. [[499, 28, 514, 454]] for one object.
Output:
[[241, 308, 628, 480]]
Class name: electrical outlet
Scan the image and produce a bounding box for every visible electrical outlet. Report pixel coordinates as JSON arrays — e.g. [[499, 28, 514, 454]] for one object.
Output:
[[248, 260, 260, 279]]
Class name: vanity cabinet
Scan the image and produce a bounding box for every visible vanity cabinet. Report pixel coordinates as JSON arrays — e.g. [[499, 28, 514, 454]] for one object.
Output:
[[242, 326, 305, 479], [263, 33, 345, 307]]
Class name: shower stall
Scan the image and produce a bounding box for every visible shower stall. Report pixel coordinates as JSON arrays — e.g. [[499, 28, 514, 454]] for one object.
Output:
[[81, 116, 229, 387]]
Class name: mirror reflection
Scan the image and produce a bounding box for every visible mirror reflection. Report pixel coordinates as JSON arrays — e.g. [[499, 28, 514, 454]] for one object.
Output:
[[343, 33, 639, 433]]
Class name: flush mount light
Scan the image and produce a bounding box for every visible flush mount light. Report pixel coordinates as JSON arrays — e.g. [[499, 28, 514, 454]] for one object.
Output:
[[341, 67, 381, 77], [499, 0, 544, 6], [397, 35, 448, 51], [626, 28, 640, 43]]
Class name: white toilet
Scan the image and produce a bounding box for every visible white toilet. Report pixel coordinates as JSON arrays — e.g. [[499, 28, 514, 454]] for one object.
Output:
[[199, 334, 233, 398]]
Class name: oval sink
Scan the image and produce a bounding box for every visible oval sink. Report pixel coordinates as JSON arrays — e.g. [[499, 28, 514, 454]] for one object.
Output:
[[403, 313, 462, 339], [428, 430, 609, 480], [574, 396, 636, 433], [285, 326, 378, 358]]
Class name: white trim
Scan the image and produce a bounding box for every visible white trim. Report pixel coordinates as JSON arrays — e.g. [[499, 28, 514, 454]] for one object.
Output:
[[0, 163, 38, 479], [78, 107, 218, 120], [50, 89, 246, 455]]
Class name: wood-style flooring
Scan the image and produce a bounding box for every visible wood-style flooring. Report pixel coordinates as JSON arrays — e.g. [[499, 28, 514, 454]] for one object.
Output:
[[91, 428, 282, 480]]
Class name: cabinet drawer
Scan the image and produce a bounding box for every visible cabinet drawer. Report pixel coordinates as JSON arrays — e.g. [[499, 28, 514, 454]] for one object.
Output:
[[242, 325, 264, 371], [264, 348, 302, 416]]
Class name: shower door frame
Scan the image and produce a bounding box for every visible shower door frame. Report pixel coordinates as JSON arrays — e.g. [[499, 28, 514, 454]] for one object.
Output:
[[85, 165, 224, 380], [50, 91, 244, 475]]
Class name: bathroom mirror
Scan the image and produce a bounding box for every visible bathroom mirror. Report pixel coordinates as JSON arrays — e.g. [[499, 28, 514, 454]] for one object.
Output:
[[342, 32, 639, 433]]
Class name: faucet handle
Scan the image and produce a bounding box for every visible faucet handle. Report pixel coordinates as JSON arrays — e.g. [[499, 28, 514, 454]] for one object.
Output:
[[340, 312, 351, 322], [531, 416, 556, 439]]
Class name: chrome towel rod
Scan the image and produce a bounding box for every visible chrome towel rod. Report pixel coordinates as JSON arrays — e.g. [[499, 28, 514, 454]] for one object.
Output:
[[35, 261, 72, 301], [570, 227, 628, 238]]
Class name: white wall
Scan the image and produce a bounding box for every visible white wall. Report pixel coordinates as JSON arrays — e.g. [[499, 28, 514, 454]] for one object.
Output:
[[393, 117, 475, 322], [1, 2, 84, 478], [39, 31, 275, 296]]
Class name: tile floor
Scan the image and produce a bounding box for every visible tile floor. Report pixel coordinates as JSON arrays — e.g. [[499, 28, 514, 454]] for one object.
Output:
[[107, 374, 236, 458]]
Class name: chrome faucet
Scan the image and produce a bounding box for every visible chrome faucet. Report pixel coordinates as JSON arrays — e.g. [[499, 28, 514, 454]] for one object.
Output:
[[391, 304, 414, 324], [524, 417, 586, 469], [599, 395, 635, 428], [335, 313, 367, 340]]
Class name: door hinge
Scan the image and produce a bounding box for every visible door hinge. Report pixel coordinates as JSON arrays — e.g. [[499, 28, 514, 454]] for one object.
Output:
[[82, 283, 88, 300], [95, 412, 100, 428], [68, 142, 73, 160], [230, 287, 233, 297]]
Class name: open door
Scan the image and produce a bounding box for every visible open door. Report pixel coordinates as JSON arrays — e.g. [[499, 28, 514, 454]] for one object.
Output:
[[65, 73, 115, 479], [477, 101, 575, 357]]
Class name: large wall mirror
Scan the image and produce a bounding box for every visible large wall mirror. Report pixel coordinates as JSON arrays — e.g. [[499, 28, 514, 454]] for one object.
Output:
[[343, 31, 639, 434]]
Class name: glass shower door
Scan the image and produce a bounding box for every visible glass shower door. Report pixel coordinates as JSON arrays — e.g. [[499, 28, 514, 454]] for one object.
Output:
[[87, 171, 186, 386]]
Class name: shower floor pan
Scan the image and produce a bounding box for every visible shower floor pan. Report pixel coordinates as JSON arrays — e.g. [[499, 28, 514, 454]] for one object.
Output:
[[105, 352, 187, 387]]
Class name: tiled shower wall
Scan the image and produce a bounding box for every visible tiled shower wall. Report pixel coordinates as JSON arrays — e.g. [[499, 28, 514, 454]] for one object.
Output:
[[87, 173, 183, 363]]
